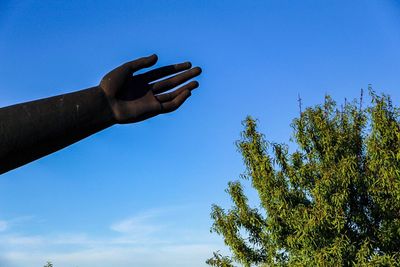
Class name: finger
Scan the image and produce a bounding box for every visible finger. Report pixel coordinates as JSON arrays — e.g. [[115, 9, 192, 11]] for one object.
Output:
[[137, 62, 192, 82], [151, 67, 202, 94], [160, 89, 191, 113], [122, 54, 158, 73], [156, 81, 199, 102]]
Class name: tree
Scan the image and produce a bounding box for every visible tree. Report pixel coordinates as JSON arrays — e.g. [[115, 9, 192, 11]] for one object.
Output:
[[207, 91, 400, 266], [43, 262, 53, 267]]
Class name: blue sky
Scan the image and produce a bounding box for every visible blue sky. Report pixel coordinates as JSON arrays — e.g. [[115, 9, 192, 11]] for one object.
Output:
[[1, 1, 400, 266]]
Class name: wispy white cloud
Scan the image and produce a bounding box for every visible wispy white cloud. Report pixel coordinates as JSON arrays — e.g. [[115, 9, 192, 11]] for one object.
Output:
[[0, 234, 44, 246], [2, 243, 223, 267], [110, 209, 164, 237], [0, 208, 227, 267], [0, 215, 37, 233]]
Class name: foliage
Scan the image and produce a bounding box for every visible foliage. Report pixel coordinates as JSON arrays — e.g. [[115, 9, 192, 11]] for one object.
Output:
[[43, 262, 53, 267], [207, 91, 400, 266]]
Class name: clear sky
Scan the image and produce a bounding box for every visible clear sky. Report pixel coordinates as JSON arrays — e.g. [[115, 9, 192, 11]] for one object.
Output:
[[1, 1, 400, 266]]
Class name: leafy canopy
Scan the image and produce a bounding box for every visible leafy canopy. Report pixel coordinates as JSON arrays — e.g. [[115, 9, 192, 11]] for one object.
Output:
[[208, 91, 400, 266]]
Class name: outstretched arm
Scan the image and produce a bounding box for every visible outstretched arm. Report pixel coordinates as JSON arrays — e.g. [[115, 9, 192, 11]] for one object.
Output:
[[0, 54, 202, 174]]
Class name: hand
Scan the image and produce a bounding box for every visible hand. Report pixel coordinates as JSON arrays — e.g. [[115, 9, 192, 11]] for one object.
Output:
[[99, 54, 202, 124]]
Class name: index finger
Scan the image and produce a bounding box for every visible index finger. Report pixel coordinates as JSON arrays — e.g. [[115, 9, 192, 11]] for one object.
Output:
[[136, 61, 192, 82], [122, 54, 158, 73]]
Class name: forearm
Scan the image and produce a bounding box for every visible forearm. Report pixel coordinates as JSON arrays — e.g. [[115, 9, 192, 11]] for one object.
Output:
[[0, 86, 115, 174]]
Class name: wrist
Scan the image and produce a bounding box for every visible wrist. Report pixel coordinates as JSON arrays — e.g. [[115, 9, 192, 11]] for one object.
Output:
[[86, 86, 117, 128]]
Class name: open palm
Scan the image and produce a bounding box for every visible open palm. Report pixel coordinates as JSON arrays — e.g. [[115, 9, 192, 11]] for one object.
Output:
[[100, 54, 202, 123]]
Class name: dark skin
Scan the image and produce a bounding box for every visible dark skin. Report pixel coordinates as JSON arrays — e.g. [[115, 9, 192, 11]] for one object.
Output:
[[0, 54, 202, 174]]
